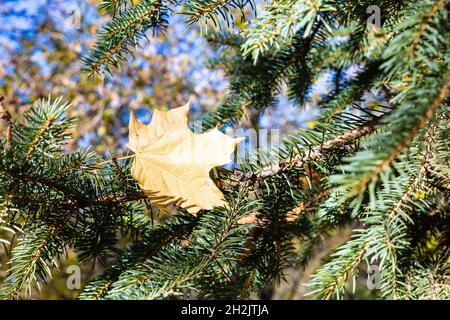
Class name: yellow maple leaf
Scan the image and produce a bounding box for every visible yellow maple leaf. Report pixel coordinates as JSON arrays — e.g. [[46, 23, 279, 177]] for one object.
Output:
[[128, 103, 242, 214]]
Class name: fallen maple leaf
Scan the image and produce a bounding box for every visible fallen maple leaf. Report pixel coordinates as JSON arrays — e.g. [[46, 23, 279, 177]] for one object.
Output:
[[128, 103, 242, 214]]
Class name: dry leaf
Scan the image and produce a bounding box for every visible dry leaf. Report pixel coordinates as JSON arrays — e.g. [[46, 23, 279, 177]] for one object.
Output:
[[128, 102, 242, 214]]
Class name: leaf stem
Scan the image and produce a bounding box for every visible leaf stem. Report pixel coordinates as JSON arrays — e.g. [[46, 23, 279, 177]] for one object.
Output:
[[96, 154, 136, 166]]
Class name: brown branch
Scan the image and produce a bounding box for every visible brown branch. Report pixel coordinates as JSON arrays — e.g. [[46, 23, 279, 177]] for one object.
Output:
[[25, 114, 56, 161], [5, 188, 148, 209], [407, 0, 445, 60], [0, 166, 148, 209], [236, 117, 380, 183], [387, 119, 440, 220], [356, 74, 450, 192], [88, 213, 202, 299], [0, 166, 80, 198]]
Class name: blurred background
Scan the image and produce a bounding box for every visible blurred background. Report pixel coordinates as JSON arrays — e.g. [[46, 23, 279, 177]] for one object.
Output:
[[0, 0, 377, 299]]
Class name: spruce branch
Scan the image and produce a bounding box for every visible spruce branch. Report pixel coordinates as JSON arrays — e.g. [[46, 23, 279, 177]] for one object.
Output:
[[237, 115, 383, 183], [349, 74, 450, 195], [80, 213, 201, 299], [0, 225, 62, 299], [83, 0, 171, 74]]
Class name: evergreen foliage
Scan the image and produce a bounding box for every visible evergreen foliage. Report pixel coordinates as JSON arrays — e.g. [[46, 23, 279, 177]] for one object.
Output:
[[1, 0, 449, 299]]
